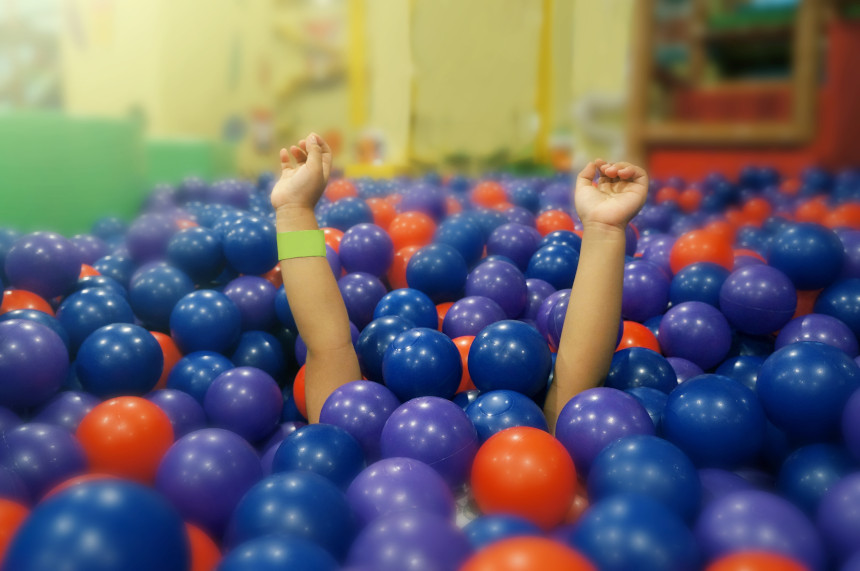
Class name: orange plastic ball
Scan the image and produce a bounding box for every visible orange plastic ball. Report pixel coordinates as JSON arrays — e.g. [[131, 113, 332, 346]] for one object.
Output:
[[76, 397, 174, 484], [824, 202, 860, 230], [460, 537, 596, 571], [564, 481, 590, 525], [176, 219, 199, 230], [387, 245, 419, 291], [793, 289, 821, 319], [655, 187, 680, 205], [794, 197, 828, 224], [0, 499, 28, 558], [388, 212, 436, 251], [471, 181, 508, 209], [186, 523, 222, 571], [261, 264, 283, 288], [453, 336, 477, 393], [151, 331, 183, 390], [471, 426, 576, 530], [669, 230, 734, 274], [79, 264, 101, 278], [436, 302, 454, 331], [742, 197, 773, 227], [705, 551, 809, 571], [366, 197, 397, 230], [292, 365, 307, 419], [0, 289, 54, 316], [322, 227, 344, 253], [324, 179, 358, 202], [616, 321, 661, 353], [678, 188, 703, 213], [446, 195, 463, 216], [535, 210, 575, 236], [704, 220, 737, 244], [780, 179, 801, 196]]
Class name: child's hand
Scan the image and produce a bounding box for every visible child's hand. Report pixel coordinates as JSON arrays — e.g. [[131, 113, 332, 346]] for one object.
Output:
[[574, 159, 648, 231], [270, 133, 332, 213]]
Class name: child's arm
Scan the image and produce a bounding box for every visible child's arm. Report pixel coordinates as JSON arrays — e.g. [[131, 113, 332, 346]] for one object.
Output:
[[271, 133, 362, 423], [543, 160, 648, 433]]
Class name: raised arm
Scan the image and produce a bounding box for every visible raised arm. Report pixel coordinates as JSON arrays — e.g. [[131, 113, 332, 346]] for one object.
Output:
[[543, 160, 648, 432], [271, 133, 361, 423]]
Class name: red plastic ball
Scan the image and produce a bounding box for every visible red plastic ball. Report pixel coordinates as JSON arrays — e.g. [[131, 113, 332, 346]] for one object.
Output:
[[292, 364, 307, 419], [741, 197, 772, 227], [388, 212, 436, 251], [535, 210, 575, 236], [669, 229, 734, 274], [794, 197, 828, 224], [151, 331, 183, 391], [322, 227, 344, 253], [678, 188, 703, 213], [705, 551, 808, 571], [616, 320, 661, 353], [366, 197, 397, 230], [76, 397, 175, 484], [453, 336, 477, 393], [460, 537, 596, 571], [260, 264, 283, 288], [824, 202, 860, 230], [436, 302, 454, 331], [471, 426, 576, 530], [471, 181, 508, 208], [78, 264, 101, 279], [0, 289, 54, 316], [655, 187, 680, 204], [0, 499, 28, 559], [388, 245, 420, 291], [186, 523, 221, 571], [324, 179, 358, 202]]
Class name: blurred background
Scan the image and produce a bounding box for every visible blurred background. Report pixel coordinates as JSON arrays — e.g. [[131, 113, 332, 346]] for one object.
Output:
[[1, 0, 859, 234]]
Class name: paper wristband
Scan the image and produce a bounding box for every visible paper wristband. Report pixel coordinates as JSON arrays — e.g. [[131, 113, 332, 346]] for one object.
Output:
[[277, 230, 327, 260]]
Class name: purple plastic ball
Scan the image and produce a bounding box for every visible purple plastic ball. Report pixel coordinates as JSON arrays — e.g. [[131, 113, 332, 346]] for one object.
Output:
[[666, 357, 704, 384], [0, 320, 68, 409], [641, 234, 676, 277], [658, 301, 732, 370], [621, 259, 670, 323], [31, 391, 100, 433], [125, 213, 177, 264], [816, 472, 860, 564], [465, 260, 528, 319], [338, 272, 388, 330], [522, 278, 556, 322], [155, 428, 263, 537], [204, 367, 283, 443], [145, 389, 207, 438], [5, 232, 82, 299], [346, 457, 454, 526], [695, 490, 826, 571], [486, 223, 542, 272], [0, 423, 86, 501], [339, 223, 394, 277], [719, 265, 797, 335], [775, 313, 859, 357], [379, 397, 478, 488], [222, 276, 278, 331], [698, 468, 756, 507], [442, 296, 507, 338], [555, 387, 656, 475], [319, 381, 400, 462], [844, 388, 860, 461], [70, 234, 108, 265], [347, 510, 471, 571]]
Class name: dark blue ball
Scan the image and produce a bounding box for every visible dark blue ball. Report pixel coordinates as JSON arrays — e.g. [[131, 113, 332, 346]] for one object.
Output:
[[3, 479, 189, 571], [56, 288, 135, 353], [468, 320, 552, 397], [230, 330, 286, 379], [463, 515, 541, 550], [715, 355, 765, 392], [434, 216, 485, 267], [625, 386, 668, 431], [218, 535, 338, 571], [606, 348, 677, 394], [382, 327, 462, 401], [170, 289, 241, 354], [355, 316, 414, 383], [525, 244, 579, 290], [72, 274, 128, 298], [222, 216, 277, 275], [326, 197, 374, 231], [166, 227, 226, 285], [768, 223, 844, 290], [814, 278, 860, 340], [776, 443, 858, 515], [76, 323, 163, 398], [465, 389, 548, 443], [538, 230, 581, 252], [91, 216, 128, 241], [92, 253, 136, 288], [167, 350, 234, 404], [669, 262, 730, 308], [272, 424, 366, 490], [406, 243, 468, 303], [373, 288, 438, 330], [128, 265, 194, 331]]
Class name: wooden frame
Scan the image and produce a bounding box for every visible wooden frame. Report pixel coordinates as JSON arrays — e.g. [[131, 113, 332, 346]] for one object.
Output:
[[626, 0, 823, 165]]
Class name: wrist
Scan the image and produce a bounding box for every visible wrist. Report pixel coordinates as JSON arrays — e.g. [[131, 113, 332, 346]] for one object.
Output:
[[581, 220, 628, 239], [275, 205, 319, 232]]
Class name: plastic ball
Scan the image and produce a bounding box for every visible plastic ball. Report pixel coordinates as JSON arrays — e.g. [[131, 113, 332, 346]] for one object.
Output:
[[441, 296, 507, 338], [222, 216, 277, 275], [76, 323, 163, 398], [355, 316, 413, 383], [670, 262, 731, 308], [670, 229, 734, 274], [465, 390, 548, 444], [714, 355, 764, 392], [0, 498, 28, 559], [220, 276, 278, 331], [170, 289, 241, 354], [76, 397, 173, 484], [486, 223, 542, 271], [155, 428, 263, 537], [145, 389, 207, 438], [0, 320, 68, 409], [325, 196, 374, 232], [339, 223, 394, 277], [373, 288, 437, 330], [757, 342, 860, 442], [406, 243, 468, 303], [272, 423, 365, 489], [816, 471, 860, 564], [218, 534, 338, 571], [1, 289, 55, 317], [566, 493, 700, 571], [229, 330, 285, 378], [388, 211, 436, 251], [129, 265, 194, 331], [471, 426, 575, 530], [345, 457, 454, 526], [768, 222, 844, 290], [695, 490, 825, 571], [535, 210, 575, 236], [166, 350, 234, 404], [776, 443, 858, 516], [382, 328, 462, 401], [621, 259, 670, 323], [624, 386, 668, 431], [814, 278, 860, 340], [56, 287, 135, 351], [151, 331, 182, 390], [462, 515, 542, 550], [465, 260, 528, 319], [704, 551, 809, 571], [204, 367, 282, 443], [4, 479, 189, 571], [468, 320, 552, 397], [92, 253, 135, 288], [166, 227, 226, 285], [606, 347, 677, 393], [347, 509, 471, 571], [380, 396, 478, 487], [4, 232, 82, 299], [338, 272, 388, 329], [719, 265, 797, 335], [525, 244, 579, 290], [776, 313, 859, 357], [616, 320, 661, 352], [662, 374, 766, 469], [125, 213, 177, 264], [0, 423, 86, 501], [31, 391, 99, 433], [434, 216, 485, 267], [658, 301, 732, 369], [587, 434, 700, 522], [226, 471, 355, 559]]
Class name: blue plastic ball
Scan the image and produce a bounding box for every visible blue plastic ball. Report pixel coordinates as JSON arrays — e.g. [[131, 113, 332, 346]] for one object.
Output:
[[170, 289, 241, 354], [406, 243, 468, 303], [468, 320, 552, 397], [463, 515, 542, 550], [166, 227, 226, 285], [5, 232, 82, 299], [768, 222, 844, 290], [326, 197, 374, 231], [55, 287, 135, 353], [373, 288, 437, 330], [355, 316, 413, 383], [669, 262, 730, 308], [272, 423, 366, 490], [714, 355, 765, 392], [719, 265, 797, 335], [76, 323, 163, 398], [777, 443, 858, 516], [525, 244, 579, 290], [339, 223, 394, 277], [465, 390, 548, 444], [606, 347, 677, 394], [434, 216, 485, 267], [222, 215, 277, 275], [229, 330, 286, 378], [382, 327, 461, 401], [218, 535, 338, 571], [814, 278, 860, 340], [625, 386, 668, 431], [486, 223, 542, 271], [166, 350, 234, 404], [128, 265, 194, 331]]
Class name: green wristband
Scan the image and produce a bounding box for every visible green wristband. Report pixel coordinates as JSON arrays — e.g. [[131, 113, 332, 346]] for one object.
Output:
[[277, 230, 326, 260]]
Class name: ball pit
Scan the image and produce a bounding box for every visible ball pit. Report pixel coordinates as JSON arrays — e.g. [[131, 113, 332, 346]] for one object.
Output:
[[3, 161, 860, 569]]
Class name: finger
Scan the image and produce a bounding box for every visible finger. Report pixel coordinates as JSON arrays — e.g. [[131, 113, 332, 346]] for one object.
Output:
[[305, 132, 324, 173], [610, 162, 647, 181], [312, 132, 332, 155], [279, 148, 290, 170], [576, 162, 597, 190], [290, 145, 307, 163]]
